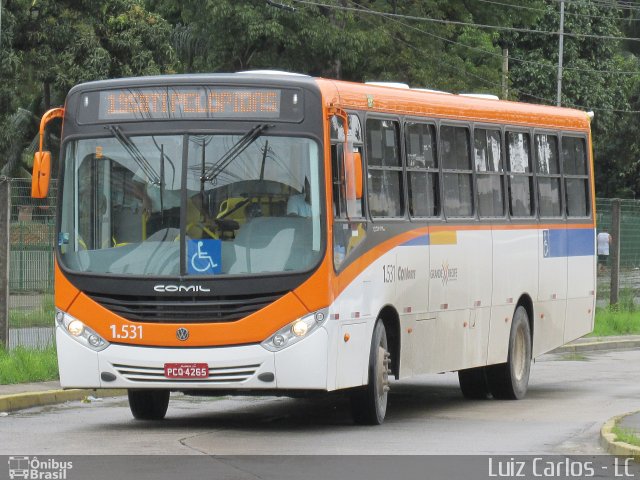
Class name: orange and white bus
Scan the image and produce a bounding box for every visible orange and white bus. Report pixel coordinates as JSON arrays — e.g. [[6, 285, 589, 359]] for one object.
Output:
[[32, 72, 596, 424]]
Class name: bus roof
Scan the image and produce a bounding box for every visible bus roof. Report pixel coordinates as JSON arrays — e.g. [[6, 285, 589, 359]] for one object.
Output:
[[66, 72, 591, 132], [315, 78, 591, 131]]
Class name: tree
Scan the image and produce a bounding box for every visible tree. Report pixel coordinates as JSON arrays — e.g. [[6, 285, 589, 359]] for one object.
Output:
[[0, 0, 177, 175], [508, 1, 639, 197]]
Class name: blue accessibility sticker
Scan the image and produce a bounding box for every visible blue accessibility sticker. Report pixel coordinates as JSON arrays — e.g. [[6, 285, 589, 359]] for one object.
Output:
[[187, 239, 222, 275]]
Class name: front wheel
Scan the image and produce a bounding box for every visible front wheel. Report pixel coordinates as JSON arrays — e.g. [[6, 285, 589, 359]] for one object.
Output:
[[128, 389, 170, 420], [350, 320, 391, 425], [486, 305, 532, 400]]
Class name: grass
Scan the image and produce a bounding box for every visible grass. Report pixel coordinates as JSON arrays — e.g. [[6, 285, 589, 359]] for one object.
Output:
[[9, 294, 54, 328], [0, 346, 59, 384], [613, 425, 640, 448], [590, 287, 640, 337], [591, 308, 640, 336]]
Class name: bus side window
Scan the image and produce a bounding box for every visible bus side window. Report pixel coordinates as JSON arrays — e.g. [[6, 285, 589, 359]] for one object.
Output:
[[506, 131, 534, 217], [366, 118, 403, 218], [406, 122, 439, 218], [441, 125, 473, 217], [562, 136, 590, 217], [535, 134, 562, 218], [474, 128, 504, 218], [331, 115, 364, 220]]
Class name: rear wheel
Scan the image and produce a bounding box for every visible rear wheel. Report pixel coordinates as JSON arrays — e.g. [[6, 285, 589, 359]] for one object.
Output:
[[486, 305, 532, 400], [458, 366, 490, 399], [350, 320, 391, 425], [128, 389, 170, 420]]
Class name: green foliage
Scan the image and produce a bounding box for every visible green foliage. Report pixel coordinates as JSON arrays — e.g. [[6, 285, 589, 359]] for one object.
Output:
[[591, 299, 640, 337], [0, 346, 59, 385], [2, 0, 640, 198], [0, 0, 177, 175]]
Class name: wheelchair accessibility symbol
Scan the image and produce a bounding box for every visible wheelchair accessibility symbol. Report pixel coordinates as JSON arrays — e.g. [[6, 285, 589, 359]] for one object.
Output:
[[188, 239, 222, 274]]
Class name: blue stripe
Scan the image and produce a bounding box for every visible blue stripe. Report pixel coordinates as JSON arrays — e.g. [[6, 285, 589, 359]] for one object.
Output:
[[567, 228, 595, 256], [401, 234, 430, 246], [544, 228, 594, 258]]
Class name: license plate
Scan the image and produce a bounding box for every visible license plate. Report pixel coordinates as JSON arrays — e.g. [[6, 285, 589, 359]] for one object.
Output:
[[164, 363, 209, 379]]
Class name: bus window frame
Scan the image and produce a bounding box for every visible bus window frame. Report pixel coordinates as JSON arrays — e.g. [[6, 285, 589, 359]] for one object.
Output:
[[472, 122, 508, 221], [439, 120, 476, 221], [505, 126, 537, 221], [560, 132, 592, 220], [403, 118, 442, 222], [533, 129, 564, 221], [363, 113, 407, 222], [330, 111, 366, 222]]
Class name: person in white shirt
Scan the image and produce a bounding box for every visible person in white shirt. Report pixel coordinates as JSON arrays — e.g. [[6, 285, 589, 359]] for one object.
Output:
[[597, 231, 612, 271], [287, 177, 312, 217]]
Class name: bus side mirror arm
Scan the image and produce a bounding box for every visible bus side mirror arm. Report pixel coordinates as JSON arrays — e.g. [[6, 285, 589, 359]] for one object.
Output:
[[31, 107, 64, 199]]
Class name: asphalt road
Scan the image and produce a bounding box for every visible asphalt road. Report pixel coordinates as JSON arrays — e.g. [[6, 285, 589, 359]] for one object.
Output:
[[2, 349, 640, 456]]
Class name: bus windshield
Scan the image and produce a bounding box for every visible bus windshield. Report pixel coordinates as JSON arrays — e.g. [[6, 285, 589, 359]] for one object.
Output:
[[59, 132, 322, 276]]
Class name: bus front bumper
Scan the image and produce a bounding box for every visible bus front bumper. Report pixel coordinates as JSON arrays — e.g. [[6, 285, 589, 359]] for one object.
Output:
[[56, 325, 329, 391]]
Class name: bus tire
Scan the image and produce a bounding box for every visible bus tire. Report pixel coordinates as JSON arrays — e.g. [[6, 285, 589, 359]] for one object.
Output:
[[128, 389, 170, 420], [458, 366, 490, 399], [350, 320, 390, 425], [486, 306, 532, 400]]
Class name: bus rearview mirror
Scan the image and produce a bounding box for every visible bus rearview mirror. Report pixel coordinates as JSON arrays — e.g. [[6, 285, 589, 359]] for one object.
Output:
[[31, 151, 51, 199]]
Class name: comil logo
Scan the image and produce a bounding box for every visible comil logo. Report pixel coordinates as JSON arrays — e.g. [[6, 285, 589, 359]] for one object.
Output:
[[8, 457, 73, 480], [154, 284, 211, 293]]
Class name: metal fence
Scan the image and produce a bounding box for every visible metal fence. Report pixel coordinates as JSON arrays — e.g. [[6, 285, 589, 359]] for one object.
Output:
[[3, 182, 640, 349], [596, 198, 640, 269], [595, 198, 640, 306], [7, 178, 56, 350]]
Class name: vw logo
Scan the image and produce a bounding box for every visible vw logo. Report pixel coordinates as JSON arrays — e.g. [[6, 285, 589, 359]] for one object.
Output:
[[176, 328, 189, 341]]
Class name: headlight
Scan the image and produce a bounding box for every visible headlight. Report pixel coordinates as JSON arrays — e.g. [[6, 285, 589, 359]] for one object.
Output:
[[261, 308, 328, 352], [56, 309, 110, 352]]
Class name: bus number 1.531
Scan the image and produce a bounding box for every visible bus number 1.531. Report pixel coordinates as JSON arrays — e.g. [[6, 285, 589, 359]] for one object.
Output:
[[383, 264, 395, 283], [110, 325, 143, 340]]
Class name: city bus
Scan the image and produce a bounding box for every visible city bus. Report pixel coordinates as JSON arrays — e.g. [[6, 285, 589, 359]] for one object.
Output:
[[32, 72, 596, 425]]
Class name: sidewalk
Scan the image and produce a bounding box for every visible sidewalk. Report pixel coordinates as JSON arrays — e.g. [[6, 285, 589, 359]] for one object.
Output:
[[551, 334, 640, 354], [0, 380, 125, 413]]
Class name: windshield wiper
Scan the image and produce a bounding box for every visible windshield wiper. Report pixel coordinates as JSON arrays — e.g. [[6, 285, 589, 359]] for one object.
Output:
[[202, 124, 272, 182], [106, 124, 161, 185]]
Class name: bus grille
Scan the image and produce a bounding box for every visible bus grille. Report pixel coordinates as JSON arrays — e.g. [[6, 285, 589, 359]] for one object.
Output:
[[86, 291, 287, 323], [112, 363, 261, 383]]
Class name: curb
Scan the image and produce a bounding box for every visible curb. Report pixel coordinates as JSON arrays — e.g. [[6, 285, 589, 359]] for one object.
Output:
[[0, 388, 126, 413], [553, 339, 640, 354], [600, 413, 640, 460]]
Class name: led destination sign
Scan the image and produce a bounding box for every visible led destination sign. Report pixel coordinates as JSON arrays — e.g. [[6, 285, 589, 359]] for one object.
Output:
[[77, 86, 304, 123]]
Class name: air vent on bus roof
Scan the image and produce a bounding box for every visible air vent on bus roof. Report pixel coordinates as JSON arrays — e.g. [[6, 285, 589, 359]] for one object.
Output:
[[459, 93, 500, 100], [237, 70, 310, 76], [365, 82, 410, 89], [412, 88, 453, 95]]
